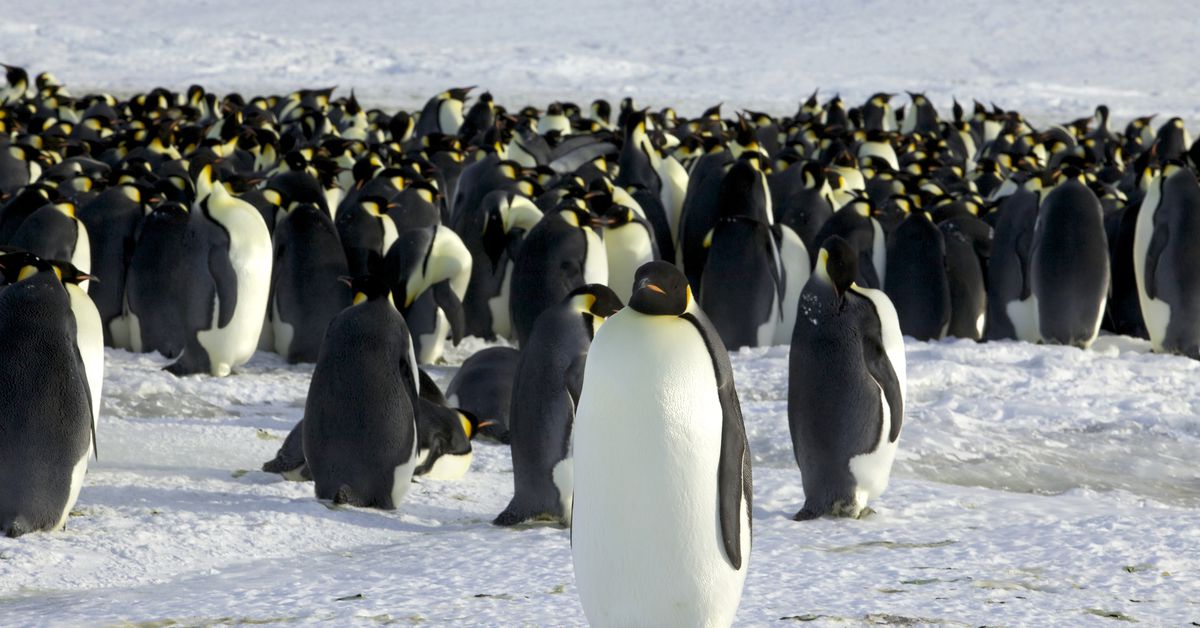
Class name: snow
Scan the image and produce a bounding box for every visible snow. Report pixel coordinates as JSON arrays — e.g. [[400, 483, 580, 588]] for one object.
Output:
[[3, 0, 1200, 122], [1, 336, 1198, 625], [4, 0, 1200, 624]]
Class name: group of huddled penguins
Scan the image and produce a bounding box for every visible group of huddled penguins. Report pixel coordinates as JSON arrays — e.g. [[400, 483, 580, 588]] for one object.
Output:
[[3, 61, 1200, 624]]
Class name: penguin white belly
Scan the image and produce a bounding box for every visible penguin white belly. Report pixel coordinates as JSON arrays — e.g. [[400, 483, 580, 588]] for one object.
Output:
[[66, 284, 103, 455], [774, 225, 811, 345], [1132, 182, 1170, 351], [271, 298, 295, 359], [847, 381, 897, 510], [1006, 296, 1041, 343], [71, 218, 91, 280], [390, 435, 420, 508], [418, 309, 449, 364], [658, 156, 688, 243], [603, 225, 655, 303], [488, 263, 514, 339], [196, 207, 272, 376], [417, 449, 474, 481], [582, 229, 608, 286], [552, 456, 573, 525], [573, 311, 747, 628], [109, 314, 133, 350], [54, 453, 90, 531]]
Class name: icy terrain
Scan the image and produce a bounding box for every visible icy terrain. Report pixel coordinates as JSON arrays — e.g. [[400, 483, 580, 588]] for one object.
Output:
[[0, 337, 1197, 626], [2, 0, 1199, 122]]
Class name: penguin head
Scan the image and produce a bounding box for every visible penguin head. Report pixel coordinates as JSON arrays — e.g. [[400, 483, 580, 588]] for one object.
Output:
[[45, 260, 96, 286], [456, 409, 494, 441], [814, 236, 858, 300], [0, 251, 56, 285], [340, 275, 391, 306], [568, 283, 624, 320], [629, 261, 691, 316]]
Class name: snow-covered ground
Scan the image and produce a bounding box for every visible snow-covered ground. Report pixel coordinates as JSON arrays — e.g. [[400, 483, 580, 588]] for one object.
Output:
[[3, 0, 1200, 122], [0, 336, 1198, 626]]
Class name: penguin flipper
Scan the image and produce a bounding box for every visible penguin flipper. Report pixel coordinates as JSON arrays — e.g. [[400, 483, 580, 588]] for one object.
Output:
[[431, 280, 466, 345], [164, 339, 212, 376], [262, 419, 308, 478], [682, 311, 751, 571], [1144, 226, 1169, 301], [849, 290, 904, 443], [208, 242, 238, 328]]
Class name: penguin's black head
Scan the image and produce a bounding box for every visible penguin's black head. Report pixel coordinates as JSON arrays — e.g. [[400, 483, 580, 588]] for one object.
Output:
[[568, 283, 624, 319], [46, 260, 95, 286], [0, 251, 55, 285], [817, 236, 858, 299], [340, 275, 391, 305], [629, 261, 690, 316]]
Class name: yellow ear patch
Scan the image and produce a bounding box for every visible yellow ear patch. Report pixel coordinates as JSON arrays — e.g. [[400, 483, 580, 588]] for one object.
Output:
[[459, 413, 473, 439], [353, 292, 367, 305], [18, 265, 39, 281], [702, 229, 714, 248]]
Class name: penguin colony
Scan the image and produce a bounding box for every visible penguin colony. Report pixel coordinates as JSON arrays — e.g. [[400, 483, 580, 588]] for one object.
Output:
[[2, 61, 1200, 623]]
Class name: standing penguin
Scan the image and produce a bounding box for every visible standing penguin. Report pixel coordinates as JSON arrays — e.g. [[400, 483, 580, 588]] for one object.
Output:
[[885, 211, 951, 340], [1134, 164, 1200, 358], [414, 87, 472, 138], [186, 165, 273, 376], [573, 261, 752, 627], [788, 236, 905, 520], [594, 200, 658, 303], [7, 201, 91, 277], [302, 275, 420, 509], [77, 183, 151, 349], [494, 284, 622, 527], [507, 204, 606, 347], [985, 185, 1041, 342], [1030, 173, 1110, 348], [0, 261, 95, 537], [269, 202, 352, 363], [462, 190, 543, 340], [940, 215, 992, 340], [383, 224, 472, 364]]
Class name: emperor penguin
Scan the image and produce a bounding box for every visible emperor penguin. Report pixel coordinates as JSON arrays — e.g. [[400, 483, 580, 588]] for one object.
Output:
[[182, 165, 273, 376], [77, 183, 152, 348], [269, 202, 352, 363], [46, 258, 104, 458], [884, 211, 951, 340], [445, 346, 521, 443], [593, 199, 658, 304], [414, 398, 488, 481], [336, 195, 400, 277], [494, 284, 623, 527], [572, 261, 752, 628], [1030, 172, 1110, 348], [302, 275, 420, 509], [788, 236, 905, 520], [0, 261, 95, 537], [383, 224, 473, 364], [7, 201, 91, 278], [470, 190, 544, 339], [414, 87, 472, 138], [812, 196, 887, 289], [507, 203, 607, 347], [1134, 164, 1200, 358], [985, 184, 1041, 342], [940, 214, 992, 340]]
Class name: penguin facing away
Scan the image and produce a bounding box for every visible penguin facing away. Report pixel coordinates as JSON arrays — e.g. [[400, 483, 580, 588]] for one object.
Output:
[[573, 261, 752, 628], [302, 275, 420, 509], [0, 262, 95, 537], [495, 284, 623, 527], [788, 236, 905, 520]]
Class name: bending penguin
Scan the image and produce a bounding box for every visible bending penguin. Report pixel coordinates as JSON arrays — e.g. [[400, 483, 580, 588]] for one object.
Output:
[[573, 261, 752, 627], [788, 236, 905, 520], [302, 275, 420, 509], [494, 284, 623, 527], [0, 258, 95, 537], [1134, 163, 1200, 358]]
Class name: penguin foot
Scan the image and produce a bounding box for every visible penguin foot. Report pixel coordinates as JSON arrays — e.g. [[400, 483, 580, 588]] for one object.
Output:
[[492, 510, 526, 527], [792, 507, 824, 522], [856, 507, 877, 520]]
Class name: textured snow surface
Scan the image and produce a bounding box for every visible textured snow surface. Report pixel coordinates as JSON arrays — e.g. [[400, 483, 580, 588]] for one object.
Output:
[[1, 337, 1198, 626], [3, 0, 1200, 122]]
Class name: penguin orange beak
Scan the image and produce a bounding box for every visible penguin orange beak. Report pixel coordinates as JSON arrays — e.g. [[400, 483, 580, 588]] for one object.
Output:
[[645, 284, 666, 295]]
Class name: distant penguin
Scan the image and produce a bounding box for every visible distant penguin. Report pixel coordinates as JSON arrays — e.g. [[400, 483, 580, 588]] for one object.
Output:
[[940, 215, 992, 340], [0, 262, 95, 537], [172, 165, 272, 376], [77, 183, 151, 348], [1134, 165, 1200, 358], [384, 224, 472, 364], [811, 196, 887, 289], [495, 284, 622, 527], [445, 346, 521, 443], [595, 200, 658, 303], [985, 184, 1041, 342], [336, 196, 399, 277], [700, 160, 785, 349], [7, 201, 91, 277], [678, 148, 734, 289], [0, 142, 40, 195], [508, 204, 606, 347], [302, 275, 420, 509], [464, 190, 543, 340], [774, 161, 835, 253], [414, 87, 472, 138], [885, 212, 951, 340], [573, 261, 751, 627], [789, 236, 905, 520], [1030, 175, 1110, 348], [270, 203, 352, 363]]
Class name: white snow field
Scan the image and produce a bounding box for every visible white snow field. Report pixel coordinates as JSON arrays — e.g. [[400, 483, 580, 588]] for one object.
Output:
[[3, 0, 1200, 625]]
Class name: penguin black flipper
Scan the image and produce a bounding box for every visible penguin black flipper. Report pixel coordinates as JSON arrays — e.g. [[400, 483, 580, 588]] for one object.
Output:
[[682, 311, 751, 571], [1016, 228, 1035, 300], [431, 280, 466, 345], [1144, 226, 1169, 301], [564, 353, 588, 407], [208, 238, 239, 328], [418, 369, 447, 406], [262, 419, 310, 480], [851, 291, 904, 442]]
